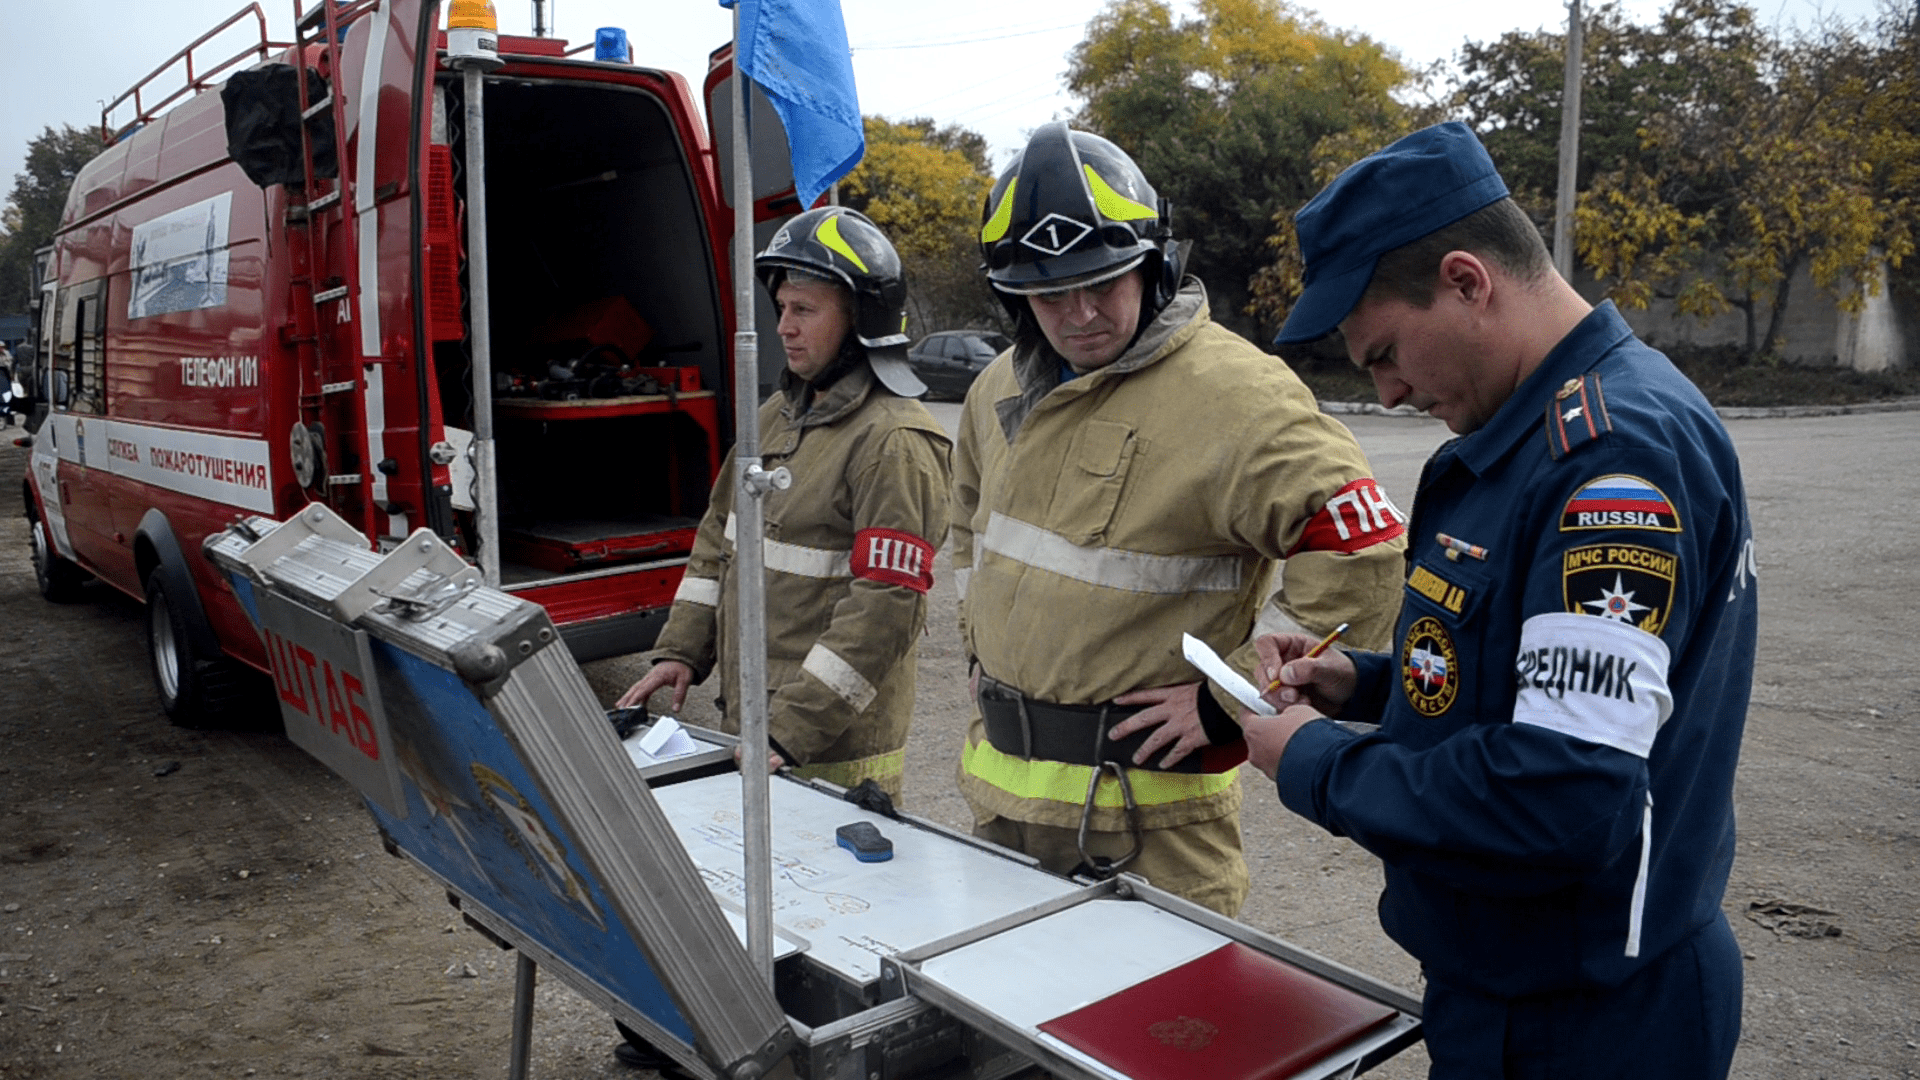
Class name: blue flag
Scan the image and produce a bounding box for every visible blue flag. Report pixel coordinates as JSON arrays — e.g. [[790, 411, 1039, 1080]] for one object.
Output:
[[720, 0, 864, 210]]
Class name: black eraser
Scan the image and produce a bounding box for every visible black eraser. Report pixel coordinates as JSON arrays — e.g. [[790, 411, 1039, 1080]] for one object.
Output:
[[835, 821, 893, 862]]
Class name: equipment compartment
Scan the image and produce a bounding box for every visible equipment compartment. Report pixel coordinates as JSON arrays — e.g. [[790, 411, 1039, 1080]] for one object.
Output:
[[432, 72, 727, 586]]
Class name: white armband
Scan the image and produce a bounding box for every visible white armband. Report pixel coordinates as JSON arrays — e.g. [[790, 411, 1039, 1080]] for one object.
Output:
[[1512, 612, 1672, 758]]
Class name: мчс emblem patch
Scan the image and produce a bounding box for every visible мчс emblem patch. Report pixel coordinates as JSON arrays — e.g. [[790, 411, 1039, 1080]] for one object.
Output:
[[1562, 543, 1677, 636], [1559, 474, 1681, 532], [1401, 616, 1459, 717]]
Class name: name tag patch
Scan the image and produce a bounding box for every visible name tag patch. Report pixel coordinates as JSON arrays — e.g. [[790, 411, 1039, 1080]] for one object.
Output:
[[1407, 563, 1470, 614], [1562, 543, 1676, 636], [1401, 616, 1458, 717], [1559, 474, 1681, 533]]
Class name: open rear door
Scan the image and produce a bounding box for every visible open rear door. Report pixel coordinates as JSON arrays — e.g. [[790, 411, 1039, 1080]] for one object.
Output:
[[325, 0, 451, 542], [705, 47, 813, 398]]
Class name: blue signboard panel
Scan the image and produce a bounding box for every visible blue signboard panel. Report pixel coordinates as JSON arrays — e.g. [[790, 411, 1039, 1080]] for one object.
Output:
[[227, 576, 694, 1044]]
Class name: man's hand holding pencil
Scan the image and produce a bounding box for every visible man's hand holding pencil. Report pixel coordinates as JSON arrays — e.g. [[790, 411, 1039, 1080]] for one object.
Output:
[[1241, 624, 1360, 781], [1255, 623, 1357, 714]]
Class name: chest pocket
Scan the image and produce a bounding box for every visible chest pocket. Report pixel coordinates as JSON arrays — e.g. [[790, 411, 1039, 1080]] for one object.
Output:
[[1403, 556, 1488, 623], [1396, 555, 1494, 731], [1045, 419, 1137, 547]]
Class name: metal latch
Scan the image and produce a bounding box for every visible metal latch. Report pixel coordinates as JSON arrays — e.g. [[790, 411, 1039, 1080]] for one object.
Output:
[[333, 528, 481, 623], [743, 463, 791, 496], [232, 501, 370, 581]]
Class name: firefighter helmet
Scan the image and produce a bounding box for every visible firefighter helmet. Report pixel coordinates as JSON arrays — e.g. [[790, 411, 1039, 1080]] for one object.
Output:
[[756, 206, 924, 397], [979, 123, 1181, 317]]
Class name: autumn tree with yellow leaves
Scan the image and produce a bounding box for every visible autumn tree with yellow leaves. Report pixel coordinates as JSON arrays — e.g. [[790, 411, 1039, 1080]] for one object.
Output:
[[838, 116, 1001, 335], [1573, 0, 1917, 361], [1251, 0, 1917, 363], [1069, 0, 1416, 337]]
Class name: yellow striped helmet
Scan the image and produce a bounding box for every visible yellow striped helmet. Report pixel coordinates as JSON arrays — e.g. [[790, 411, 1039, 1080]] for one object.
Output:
[[979, 123, 1180, 314], [757, 206, 909, 348], [757, 207, 924, 396]]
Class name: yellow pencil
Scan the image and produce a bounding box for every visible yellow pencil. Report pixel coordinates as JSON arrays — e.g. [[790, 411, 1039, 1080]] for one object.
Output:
[[1263, 622, 1348, 693]]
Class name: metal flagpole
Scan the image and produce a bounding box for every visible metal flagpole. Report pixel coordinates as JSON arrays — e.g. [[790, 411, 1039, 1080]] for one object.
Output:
[[463, 65, 501, 588], [450, 15, 504, 588], [730, 5, 779, 988], [449, 18, 522, 1073]]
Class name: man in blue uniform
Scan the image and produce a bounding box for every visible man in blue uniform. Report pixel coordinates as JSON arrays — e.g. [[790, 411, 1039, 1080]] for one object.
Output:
[[1246, 122, 1758, 1078]]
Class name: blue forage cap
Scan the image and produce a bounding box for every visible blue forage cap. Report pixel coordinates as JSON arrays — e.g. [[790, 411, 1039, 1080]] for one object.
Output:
[[1275, 122, 1509, 345]]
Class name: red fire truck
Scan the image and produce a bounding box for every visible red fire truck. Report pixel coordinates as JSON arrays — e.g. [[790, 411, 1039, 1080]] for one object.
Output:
[[22, 1, 794, 725]]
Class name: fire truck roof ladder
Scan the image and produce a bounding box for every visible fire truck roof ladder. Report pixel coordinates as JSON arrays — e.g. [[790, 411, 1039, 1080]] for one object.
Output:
[[102, 4, 288, 145], [287, 0, 383, 541]]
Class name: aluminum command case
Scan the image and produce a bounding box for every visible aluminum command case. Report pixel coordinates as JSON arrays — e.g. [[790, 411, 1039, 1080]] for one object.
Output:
[[206, 504, 1422, 1080]]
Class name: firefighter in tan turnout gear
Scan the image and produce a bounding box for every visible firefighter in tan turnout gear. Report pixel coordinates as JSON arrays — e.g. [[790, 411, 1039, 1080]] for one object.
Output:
[[953, 123, 1408, 916], [617, 207, 951, 803]]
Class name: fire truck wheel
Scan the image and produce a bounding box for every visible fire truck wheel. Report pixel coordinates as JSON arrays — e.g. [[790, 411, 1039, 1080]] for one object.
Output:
[[145, 573, 253, 728], [31, 516, 90, 603]]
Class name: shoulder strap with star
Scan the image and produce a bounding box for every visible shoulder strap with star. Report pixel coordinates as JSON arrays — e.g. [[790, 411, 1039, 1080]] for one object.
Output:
[[1544, 373, 1613, 460]]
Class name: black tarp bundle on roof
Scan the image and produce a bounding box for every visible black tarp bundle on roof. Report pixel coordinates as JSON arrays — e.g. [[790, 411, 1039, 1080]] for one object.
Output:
[[221, 64, 337, 188]]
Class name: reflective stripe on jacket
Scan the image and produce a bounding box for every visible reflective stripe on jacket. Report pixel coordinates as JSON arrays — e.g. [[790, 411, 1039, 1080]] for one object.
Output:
[[648, 364, 952, 796], [952, 279, 1407, 831]]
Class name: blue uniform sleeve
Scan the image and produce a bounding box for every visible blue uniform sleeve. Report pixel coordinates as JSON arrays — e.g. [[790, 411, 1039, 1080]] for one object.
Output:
[[1276, 442, 1706, 896], [1339, 649, 1394, 723]]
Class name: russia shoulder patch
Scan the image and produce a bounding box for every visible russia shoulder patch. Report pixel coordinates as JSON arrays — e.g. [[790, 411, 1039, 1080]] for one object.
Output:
[[1560, 474, 1683, 533], [1544, 374, 1612, 459]]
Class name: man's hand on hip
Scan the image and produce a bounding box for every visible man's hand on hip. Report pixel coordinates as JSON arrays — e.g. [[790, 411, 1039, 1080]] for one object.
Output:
[[1109, 681, 1210, 770]]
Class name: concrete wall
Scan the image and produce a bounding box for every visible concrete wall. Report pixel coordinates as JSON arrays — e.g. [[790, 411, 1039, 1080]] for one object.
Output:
[[1576, 260, 1914, 371]]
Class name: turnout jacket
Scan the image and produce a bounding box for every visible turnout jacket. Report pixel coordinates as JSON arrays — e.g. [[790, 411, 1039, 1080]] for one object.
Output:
[[647, 364, 952, 796], [954, 279, 1408, 831], [1277, 302, 1758, 996]]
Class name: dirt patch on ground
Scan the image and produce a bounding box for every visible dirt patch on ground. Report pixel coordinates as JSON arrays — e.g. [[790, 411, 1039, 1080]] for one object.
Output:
[[1, 411, 1916, 1079]]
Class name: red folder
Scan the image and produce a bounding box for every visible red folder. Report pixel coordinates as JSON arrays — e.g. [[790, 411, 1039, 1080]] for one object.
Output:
[[1038, 942, 1397, 1080]]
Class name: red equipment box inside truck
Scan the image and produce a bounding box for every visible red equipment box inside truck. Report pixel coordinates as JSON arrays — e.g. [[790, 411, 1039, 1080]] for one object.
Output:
[[22, 1, 784, 726]]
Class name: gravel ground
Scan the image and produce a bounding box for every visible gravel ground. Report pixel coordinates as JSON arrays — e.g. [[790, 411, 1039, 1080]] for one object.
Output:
[[0, 407, 1914, 1079]]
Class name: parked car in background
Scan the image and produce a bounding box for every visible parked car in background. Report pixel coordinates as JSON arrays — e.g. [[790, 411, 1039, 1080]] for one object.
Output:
[[907, 330, 1011, 400]]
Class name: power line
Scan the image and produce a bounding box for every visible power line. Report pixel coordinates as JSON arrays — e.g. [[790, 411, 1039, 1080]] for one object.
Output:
[[954, 84, 1074, 127], [943, 75, 1069, 120], [900, 71, 1044, 115], [853, 20, 1086, 52]]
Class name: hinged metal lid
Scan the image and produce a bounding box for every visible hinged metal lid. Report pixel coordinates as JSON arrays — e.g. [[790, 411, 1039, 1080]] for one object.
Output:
[[206, 505, 793, 1078]]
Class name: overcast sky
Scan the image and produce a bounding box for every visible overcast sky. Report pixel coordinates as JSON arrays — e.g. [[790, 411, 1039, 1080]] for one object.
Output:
[[0, 0, 1891, 228]]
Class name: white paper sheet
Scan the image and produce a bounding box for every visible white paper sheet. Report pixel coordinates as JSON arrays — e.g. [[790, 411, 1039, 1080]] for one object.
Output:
[[624, 716, 701, 767], [1182, 633, 1276, 716]]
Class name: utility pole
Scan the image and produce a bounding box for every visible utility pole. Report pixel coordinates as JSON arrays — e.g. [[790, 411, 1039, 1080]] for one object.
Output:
[[1554, 0, 1584, 282]]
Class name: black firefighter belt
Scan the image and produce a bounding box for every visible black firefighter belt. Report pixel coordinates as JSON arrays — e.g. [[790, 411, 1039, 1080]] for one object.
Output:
[[975, 674, 1207, 774]]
